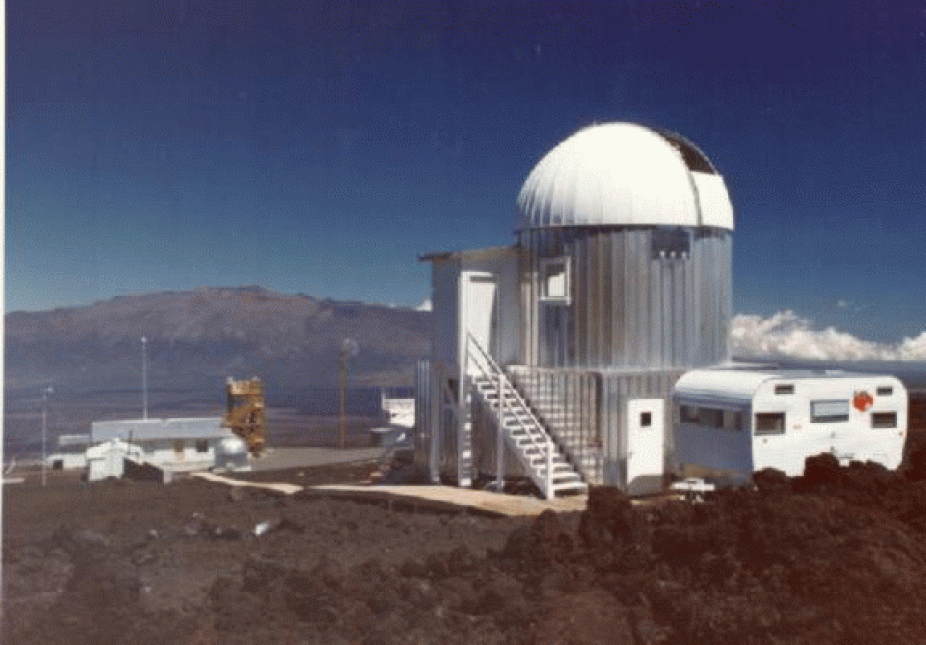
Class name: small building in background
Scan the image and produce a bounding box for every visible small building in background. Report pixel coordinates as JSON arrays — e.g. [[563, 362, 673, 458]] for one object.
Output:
[[47, 434, 92, 470], [86, 417, 249, 481]]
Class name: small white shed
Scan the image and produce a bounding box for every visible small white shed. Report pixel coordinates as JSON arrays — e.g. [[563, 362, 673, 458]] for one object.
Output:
[[87, 418, 250, 481], [673, 367, 908, 481]]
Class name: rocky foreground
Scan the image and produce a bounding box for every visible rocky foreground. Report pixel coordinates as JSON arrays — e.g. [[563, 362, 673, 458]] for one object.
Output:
[[6, 449, 926, 644]]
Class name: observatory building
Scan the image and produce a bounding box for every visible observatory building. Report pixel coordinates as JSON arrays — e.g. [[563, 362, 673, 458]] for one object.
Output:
[[415, 122, 735, 496]]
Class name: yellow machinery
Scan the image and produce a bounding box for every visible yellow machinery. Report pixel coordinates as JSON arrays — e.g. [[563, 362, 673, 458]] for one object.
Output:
[[222, 377, 266, 456]]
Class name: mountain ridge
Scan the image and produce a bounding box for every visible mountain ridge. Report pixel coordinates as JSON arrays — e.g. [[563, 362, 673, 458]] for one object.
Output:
[[4, 287, 431, 451]]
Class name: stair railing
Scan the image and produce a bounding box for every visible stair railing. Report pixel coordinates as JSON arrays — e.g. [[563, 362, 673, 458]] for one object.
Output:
[[465, 332, 557, 498]]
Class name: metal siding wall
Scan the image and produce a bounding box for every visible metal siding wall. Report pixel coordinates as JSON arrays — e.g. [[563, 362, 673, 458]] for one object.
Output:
[[431, 260, 460, 367], [414, 360, 430, 468], [596, 369, 686, 487], [521, 227, 731, 371]]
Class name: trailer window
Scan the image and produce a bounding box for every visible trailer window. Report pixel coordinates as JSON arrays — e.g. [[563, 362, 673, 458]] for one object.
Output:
[[774, 384, 794, 395], [876, 386, 893, 396], [680, 405, 699, 424], [195, 440, 209, 453], [724, 410, 744, 432], [872, 412, 897, 428], [810, 400, 850, 423], [755, 412, 785, 435]]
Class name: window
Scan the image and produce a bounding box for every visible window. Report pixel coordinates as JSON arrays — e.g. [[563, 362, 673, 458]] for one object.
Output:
[[701, 408, 724, 429], [539, 257, 570, 304], [680, 405, 700, 424], [810, 400, 850, 423], [173, 439, 185, 454], [651, 228, 690, 260], [640, 412, 652, 427], [876, 386, 893, 396], [723, 410, 743, 432], [195, 440, 209, 453], [755, 412, 785, 435], [872, 412, 897, 428], [774, 384, 794, 395], [678, 405, 740, 431]]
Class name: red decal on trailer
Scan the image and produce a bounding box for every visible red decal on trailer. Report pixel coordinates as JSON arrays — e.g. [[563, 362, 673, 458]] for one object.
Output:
[[853, 391, 873, 412]]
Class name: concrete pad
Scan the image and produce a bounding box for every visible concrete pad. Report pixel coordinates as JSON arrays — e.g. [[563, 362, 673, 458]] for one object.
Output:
[[304, 484, 589, 517], [250, 447, 384, 471]]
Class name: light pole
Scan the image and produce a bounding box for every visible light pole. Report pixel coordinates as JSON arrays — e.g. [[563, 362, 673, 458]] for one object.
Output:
[[141, 336, 148, 421], [41, 386, 53, 487], [338, 338, 359, 449]]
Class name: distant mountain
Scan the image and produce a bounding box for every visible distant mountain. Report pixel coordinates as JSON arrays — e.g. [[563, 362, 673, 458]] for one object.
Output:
[[6, 286, 430, 391], [4, 287, 430, 452]]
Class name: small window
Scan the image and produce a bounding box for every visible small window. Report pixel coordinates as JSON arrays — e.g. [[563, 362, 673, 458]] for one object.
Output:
[[680, 405, 700, 424], [723, 410, 743, 432], [195, 440, 209, 453], [701, 408, 724, 429], [810, 400, 850, 423], [173, 439, 185, 454], [755, 412, 785, 435], [651, 228, 691, 260], [876, 386, 893, 396], [640, 412, 652, 427], [540, 257, 570, 303], [774, 384, 794, 395], [872, 412, 897, 428]]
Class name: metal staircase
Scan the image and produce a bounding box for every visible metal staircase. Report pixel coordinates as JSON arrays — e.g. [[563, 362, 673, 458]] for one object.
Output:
[[465, 334, 588, 499]]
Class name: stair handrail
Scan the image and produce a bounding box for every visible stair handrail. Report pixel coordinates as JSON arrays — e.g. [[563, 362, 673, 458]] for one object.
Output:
[[465, 333, 558, 495]]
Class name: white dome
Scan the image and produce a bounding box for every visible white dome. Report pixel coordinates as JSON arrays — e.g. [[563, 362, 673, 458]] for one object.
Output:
[[517, 122, 734, 231]]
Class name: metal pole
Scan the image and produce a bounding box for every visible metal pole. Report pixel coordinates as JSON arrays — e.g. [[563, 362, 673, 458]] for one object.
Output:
[[41, 387, 53, 487], [141, 336, 148, 421], [496, 372, 505, 491], [545, 437, 553, 500], [338, 356, 346, 449]]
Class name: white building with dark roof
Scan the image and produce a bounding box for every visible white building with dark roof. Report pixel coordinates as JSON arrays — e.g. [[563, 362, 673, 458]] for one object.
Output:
[[86, 417, 249, 481]]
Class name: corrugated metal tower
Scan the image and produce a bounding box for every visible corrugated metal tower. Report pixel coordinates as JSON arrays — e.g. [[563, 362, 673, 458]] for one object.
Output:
[[516, 122, 734, 370]]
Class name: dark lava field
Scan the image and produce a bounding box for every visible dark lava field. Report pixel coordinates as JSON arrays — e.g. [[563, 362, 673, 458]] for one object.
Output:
[[6, 432, 926, 644]]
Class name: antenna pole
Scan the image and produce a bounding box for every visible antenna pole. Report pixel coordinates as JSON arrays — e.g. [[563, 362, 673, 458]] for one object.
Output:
[[141, 336, 148, 421]]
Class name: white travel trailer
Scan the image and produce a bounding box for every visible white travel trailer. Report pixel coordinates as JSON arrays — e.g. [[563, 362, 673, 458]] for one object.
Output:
[[673, 368, 908, 481]]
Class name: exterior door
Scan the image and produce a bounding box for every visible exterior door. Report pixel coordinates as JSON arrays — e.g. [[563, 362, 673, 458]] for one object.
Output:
[[627, 398, 665, 495], [462, 273, 498, 373]]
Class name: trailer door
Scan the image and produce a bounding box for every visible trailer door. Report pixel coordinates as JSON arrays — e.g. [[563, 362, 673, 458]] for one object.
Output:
[[627, 399, 665, 495]]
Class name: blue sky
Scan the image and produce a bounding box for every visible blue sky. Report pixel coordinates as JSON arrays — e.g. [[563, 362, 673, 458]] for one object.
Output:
[[7, 1, 926, 344]]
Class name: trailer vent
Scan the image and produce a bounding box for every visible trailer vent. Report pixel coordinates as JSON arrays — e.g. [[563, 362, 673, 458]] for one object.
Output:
[[774, 384, 794, 395]]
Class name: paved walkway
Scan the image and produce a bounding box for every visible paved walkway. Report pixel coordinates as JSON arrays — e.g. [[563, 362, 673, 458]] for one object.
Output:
[[192, 469, 588, 517], [190, 471, 304, 495]]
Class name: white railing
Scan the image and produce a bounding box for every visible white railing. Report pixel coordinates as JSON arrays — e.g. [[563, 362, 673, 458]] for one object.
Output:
[[465, 333, 561, 498]]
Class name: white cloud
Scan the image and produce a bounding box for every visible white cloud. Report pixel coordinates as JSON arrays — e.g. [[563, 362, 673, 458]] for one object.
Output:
[[837, 299, 850, 309], [731, 311, 926, 361], [415, 299, 432, 312]]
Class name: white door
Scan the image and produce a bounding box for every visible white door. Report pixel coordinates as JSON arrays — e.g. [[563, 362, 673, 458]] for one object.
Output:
[[463, 273, 497, 373], [627, 398, 665, 495]]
